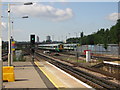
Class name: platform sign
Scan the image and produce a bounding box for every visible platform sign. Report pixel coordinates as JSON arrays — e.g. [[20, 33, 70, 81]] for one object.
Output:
[[11, 41, 15, 51]]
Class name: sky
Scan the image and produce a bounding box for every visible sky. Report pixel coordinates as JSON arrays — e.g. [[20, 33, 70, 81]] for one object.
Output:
[[1, 1, 119, 42]]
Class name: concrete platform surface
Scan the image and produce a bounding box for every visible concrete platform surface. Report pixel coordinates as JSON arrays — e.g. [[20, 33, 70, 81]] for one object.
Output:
[[35, 60, 92, 89], [3, 62, 47, 88]]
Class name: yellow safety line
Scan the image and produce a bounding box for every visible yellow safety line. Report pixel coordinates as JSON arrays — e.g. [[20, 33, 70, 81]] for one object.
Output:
[[34, 61, 59, 88]]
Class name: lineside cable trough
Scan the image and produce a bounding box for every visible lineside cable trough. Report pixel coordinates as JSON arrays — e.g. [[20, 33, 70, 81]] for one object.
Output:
[[3, 66, 15, 82]]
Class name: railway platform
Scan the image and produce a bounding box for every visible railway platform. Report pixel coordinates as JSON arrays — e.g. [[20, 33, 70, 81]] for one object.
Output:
[[2, 59, 93, 89], [3, 62, 55, 89]]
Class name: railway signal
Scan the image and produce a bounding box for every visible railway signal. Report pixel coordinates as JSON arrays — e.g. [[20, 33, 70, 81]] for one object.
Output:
[[30, 34, 35, 61], [30, 34, 35, 45]]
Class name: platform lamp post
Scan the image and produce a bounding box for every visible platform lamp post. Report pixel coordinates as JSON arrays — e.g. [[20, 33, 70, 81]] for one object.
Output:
[[10, 16, 29, 65], [118, 1, 120, 59], [7, 2, 33, 66], [0, 0, 3, 89]]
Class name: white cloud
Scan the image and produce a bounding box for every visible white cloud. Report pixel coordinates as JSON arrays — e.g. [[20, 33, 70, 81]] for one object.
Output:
[[11, 3, 73, 21], [107, 13, 120, 21]]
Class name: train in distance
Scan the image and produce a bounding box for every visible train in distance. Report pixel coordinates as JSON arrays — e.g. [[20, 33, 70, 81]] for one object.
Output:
[[38, 43, 78, 52]]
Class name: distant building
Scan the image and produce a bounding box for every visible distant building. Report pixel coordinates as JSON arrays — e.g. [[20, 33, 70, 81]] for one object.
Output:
[[46, 36, 51, 41], [37, 36, 39, 43], [46, 35, 51, 42]]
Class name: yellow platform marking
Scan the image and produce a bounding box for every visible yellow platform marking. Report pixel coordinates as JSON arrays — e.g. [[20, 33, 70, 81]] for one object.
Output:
[[34, 61, 66, 89]]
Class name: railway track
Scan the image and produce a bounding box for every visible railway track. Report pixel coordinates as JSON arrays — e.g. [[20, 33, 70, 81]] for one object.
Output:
[[35, 52, 120, 89], [61, 51, 120, 61], [37, 50, 120, 80]]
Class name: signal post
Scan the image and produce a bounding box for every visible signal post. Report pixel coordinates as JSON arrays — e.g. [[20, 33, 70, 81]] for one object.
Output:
[[30, 34, 35, 61]]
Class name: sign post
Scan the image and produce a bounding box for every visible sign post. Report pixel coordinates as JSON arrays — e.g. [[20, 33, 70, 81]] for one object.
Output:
[[11, 38, 15, 65]]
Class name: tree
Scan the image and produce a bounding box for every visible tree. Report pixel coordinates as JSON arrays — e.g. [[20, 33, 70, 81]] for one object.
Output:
[[66, 19, 120, 45]]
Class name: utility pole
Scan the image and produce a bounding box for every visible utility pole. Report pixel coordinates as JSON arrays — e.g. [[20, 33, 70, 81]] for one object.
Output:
[[68, 33, 70, 38], [66, 36, 67, 43], [0, 0, 3, 89], [118, 1, 120, 58], [8, 3, 11, 66]]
